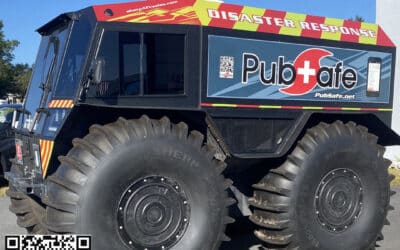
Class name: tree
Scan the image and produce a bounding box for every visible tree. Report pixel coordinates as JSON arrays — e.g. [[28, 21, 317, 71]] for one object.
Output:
[[0, 20, 19, 98], [12, 63, 32, 98], [0, 21, 19, 63], [0, 20, 31, 100], [0, 60, 14, 97], [349, 16, 365, 22]]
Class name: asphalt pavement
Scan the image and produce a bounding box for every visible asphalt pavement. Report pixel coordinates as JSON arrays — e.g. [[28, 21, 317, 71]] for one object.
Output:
[[380, 185, 400, 250], [0, 186, 399, 250], [0, 193, 24, 249]]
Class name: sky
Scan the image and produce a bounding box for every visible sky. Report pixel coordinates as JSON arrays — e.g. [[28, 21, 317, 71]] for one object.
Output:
[[1, 0, 375, 65]]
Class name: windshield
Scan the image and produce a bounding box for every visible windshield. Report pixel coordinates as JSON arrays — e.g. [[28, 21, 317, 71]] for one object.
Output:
[[54, 14, 93, 98], [21, 26, 69, 131], [19, 12, 94, 133]]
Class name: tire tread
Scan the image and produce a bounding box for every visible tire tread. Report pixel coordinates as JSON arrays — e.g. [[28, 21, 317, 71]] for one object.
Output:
[[43, 115, 231, 250], [249, 121, 393, 249]]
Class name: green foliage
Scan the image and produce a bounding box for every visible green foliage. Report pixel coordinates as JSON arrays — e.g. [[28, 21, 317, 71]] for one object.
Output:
[[12, 63, 32, 97], [0, 20, 31, 99], [348, 15, 366, 22], [0, 21, 19, 63]]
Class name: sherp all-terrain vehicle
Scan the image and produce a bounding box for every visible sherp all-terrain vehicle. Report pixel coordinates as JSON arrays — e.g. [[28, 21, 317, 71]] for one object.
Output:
[[6, 0, 399, 249]]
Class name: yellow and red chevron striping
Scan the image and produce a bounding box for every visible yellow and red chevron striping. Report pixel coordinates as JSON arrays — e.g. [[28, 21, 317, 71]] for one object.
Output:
[[48, 99, 74, 109], [93, 0, 394, 47], [39, 139, 54, 178], [341, 20, 362, 44], [300, 15, 326, 39], [258, 9, 287, 34], [208, 3, 243, 30], [201, 103, 392, 112]]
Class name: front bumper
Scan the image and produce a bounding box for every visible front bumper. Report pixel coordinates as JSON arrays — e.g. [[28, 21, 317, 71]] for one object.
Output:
[[5, 171, 45, 196]]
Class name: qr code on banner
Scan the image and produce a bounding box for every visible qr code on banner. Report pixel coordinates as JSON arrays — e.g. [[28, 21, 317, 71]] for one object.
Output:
[[219, 56, 234, 79], [6, 235, 91, 250]]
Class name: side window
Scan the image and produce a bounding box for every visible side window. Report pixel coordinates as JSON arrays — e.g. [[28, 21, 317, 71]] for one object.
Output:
[[144, 33, 185, 95], [91, 31, 185, 98], [120, 32, 141, 95], [91, 31, 120, 97]]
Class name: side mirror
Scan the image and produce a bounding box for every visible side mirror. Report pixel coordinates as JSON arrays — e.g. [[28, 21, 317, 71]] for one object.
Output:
[[91, 58, 105, 85]]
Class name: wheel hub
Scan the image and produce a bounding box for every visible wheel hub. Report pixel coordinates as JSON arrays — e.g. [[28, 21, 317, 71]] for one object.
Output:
[[314, 168, 363, 232], [117, 176, 190, 249]]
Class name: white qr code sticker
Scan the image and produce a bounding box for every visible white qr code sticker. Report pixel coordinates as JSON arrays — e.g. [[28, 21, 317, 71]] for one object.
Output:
[[219, 56, 234, 79], [6, 235, 91, 250]]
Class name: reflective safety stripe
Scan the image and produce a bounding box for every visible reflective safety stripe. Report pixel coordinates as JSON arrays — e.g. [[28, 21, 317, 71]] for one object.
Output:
[[48, 99, 74, 109], [39, 139, 54, 178], [201, 103, 392, 112]]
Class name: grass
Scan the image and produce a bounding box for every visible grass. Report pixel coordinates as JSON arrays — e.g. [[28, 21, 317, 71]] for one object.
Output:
[[389, 168, 400, 187], [0, 186, 8, 197]]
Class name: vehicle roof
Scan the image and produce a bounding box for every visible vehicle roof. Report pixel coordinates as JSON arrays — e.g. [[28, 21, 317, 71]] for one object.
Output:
[[91, 0, 394, 47], [37, 13, 76, 35]]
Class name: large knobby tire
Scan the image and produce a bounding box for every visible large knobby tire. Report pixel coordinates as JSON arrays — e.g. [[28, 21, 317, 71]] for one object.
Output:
[[249, 121, 394, 250], [43, 116, 233, 250], [6, 187, 48, 234]]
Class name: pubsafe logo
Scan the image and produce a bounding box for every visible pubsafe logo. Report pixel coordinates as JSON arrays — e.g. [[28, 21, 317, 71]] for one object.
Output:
[[241, 48, 358, 96]]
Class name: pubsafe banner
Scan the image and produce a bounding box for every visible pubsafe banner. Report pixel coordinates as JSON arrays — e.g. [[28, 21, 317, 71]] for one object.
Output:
[[207, 35, 392, 104]]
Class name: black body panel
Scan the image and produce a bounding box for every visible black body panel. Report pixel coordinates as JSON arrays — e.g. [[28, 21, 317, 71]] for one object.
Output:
[[199, 26, 398, 157], [6, 8, 400, 195]]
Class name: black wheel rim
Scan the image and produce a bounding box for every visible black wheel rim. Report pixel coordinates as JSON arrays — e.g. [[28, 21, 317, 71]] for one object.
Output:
[[117, 176, 190, 249], [314, 168, 363, 233]]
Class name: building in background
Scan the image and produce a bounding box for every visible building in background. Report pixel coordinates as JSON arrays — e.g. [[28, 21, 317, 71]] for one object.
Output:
[[377, 0, 400, 163]]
